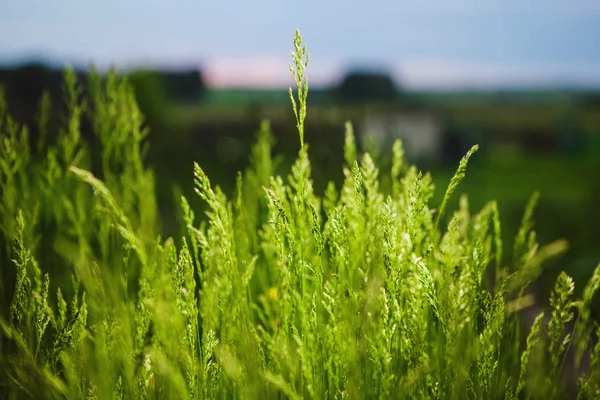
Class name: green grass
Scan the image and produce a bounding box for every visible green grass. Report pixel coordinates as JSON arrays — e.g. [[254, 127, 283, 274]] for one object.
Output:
[[1, 29, 600, 399]]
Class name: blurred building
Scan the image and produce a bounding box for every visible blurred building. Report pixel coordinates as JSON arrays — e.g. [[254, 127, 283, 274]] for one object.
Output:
[[360, 110, 443, 161]]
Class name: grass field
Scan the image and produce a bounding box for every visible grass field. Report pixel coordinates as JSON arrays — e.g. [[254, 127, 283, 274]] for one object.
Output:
[[1, 30, 600, 399]]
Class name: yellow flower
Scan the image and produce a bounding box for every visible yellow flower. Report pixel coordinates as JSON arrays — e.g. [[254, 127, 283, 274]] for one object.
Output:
[[268, 287, 278, 300]]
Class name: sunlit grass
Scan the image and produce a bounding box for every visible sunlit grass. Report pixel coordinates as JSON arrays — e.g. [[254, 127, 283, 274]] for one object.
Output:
[[0, 29, 599, 400]]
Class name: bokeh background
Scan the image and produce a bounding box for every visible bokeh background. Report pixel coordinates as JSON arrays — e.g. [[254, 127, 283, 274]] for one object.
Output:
[[1, 1, 599, 301]]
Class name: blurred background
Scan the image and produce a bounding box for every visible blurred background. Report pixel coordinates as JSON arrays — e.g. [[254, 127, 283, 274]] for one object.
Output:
[[1, 1, 599, 298]]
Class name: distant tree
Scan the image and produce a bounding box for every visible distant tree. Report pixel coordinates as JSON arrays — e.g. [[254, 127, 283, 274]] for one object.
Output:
[[332, 70, 399, 104], [129, 68, 206, 108], [0, 63, 62, 123], [160, 69, 206, 103], [578, 92, 600, 108], [128, 70, 170, 129]]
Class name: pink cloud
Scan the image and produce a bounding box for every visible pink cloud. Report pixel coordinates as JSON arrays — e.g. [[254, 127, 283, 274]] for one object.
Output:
[[203, 57, 343, 89]]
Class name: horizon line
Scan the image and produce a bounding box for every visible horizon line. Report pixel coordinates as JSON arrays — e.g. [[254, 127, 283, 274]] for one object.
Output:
[[2, 54, 600, 92]]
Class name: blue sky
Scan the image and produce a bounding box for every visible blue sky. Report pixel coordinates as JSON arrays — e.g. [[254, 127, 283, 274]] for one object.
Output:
[[1, 0, 600, 88]]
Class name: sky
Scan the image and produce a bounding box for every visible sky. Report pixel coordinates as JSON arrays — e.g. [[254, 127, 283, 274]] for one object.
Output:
[[1, 0, 600, 89]]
